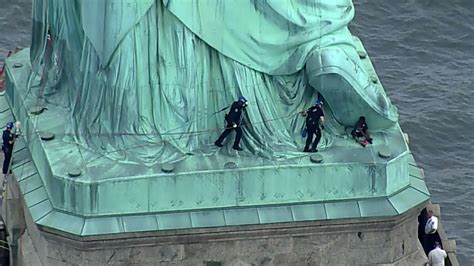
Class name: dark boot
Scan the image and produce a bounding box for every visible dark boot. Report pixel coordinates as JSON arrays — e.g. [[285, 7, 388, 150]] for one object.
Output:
[[214, 141, 223, 147], [232, 145, 243, 151], [232, 127, 243, 151]]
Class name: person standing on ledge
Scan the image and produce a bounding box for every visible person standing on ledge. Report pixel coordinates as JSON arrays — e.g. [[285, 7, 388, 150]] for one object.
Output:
[[2, 122, 15, 177], [424, 209, 439, 255], [428, 242, 447, 266], [425, 209, 439, 235], [215, 96, 248, 151], [301, 99, 325, 152]]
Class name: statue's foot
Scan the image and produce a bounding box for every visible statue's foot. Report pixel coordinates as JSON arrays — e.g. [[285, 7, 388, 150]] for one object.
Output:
[[305, 45, 398, 130]]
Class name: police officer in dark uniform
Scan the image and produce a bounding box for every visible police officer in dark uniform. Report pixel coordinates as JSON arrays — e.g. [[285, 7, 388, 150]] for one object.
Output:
[[215, 96, 248, 151], [2, 122, 16, 176], [301, 99, 325, 152]]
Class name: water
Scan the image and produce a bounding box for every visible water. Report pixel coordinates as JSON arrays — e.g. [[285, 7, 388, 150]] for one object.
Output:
[[0, 0, 473, 263], [0, 0, 31, 60], [351, 1, 474, 263]]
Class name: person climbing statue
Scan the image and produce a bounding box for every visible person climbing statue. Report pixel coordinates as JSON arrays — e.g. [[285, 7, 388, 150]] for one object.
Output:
[[351, 116, 373, 147], [215, 96, 248, 151], [2, 122, 16, 177], [301, 99, 325, 152]]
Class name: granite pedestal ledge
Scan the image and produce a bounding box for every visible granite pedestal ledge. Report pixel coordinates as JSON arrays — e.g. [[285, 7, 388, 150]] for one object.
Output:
[[16, 193, 428, 265]]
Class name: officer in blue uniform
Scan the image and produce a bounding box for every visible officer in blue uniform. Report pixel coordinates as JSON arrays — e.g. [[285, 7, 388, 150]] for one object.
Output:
[[301, 100, 325, 152], [215, 96, 248, 151], [2, 122, 16, 176]]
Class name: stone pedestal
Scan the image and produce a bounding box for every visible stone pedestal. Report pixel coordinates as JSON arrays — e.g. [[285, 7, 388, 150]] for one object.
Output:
[[16, 202, 427, 265]]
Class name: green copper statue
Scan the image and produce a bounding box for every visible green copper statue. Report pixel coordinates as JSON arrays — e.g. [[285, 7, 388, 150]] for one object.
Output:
[[29, 0, 398, 164]]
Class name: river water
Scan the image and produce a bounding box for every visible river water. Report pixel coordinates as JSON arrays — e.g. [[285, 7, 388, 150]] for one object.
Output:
[[351, 1, 474, 263], [0, 0, 473, 263]]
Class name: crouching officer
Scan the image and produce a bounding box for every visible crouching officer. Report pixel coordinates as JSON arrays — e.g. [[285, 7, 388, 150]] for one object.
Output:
[[215, 96, 248, 151], [2, 122, 17, 176], [301, 99, 325, 152]]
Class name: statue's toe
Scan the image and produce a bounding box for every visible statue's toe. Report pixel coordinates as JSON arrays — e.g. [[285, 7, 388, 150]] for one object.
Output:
[[305, 47, 398, 130]]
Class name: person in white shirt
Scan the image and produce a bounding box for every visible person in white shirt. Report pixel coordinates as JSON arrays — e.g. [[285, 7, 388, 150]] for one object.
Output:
[[425, 210, 438, 234], [428, 242, 447, 266]]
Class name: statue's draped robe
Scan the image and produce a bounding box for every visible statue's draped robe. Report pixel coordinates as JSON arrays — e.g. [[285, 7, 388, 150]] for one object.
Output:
[[30, 0, 397, 164]]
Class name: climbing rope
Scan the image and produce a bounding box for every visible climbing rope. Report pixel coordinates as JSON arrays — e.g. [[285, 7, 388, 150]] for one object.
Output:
[[92, 111, 304, 158], [57, 111, 299, 138]]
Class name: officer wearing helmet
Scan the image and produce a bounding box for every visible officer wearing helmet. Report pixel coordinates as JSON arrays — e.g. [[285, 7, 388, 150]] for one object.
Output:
[[2, 122, 16, 176], [301, 99, 325, 152], [215, 96, 248, 151]]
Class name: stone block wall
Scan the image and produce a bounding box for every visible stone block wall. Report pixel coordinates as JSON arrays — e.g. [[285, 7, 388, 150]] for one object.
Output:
[[16, 204, 427, 265]]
